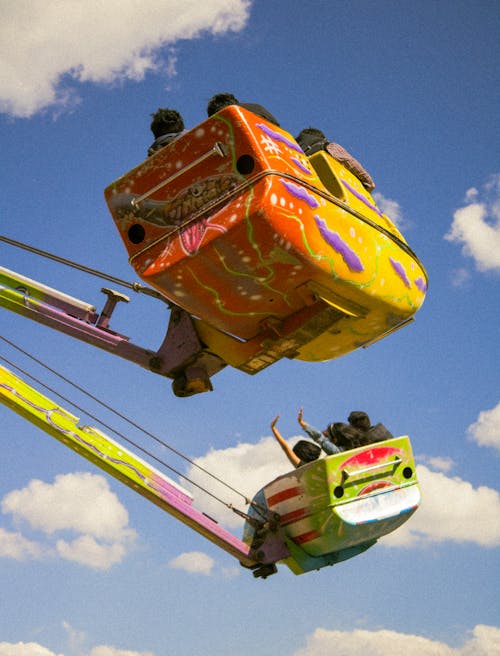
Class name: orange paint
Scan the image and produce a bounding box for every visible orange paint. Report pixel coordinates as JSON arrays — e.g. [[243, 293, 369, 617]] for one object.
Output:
[[105, 106, 427, 370]]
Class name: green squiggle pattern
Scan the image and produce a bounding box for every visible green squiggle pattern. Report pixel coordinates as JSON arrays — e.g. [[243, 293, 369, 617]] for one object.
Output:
[[213, 246, 292, 306], [186, 266, 272, 318]]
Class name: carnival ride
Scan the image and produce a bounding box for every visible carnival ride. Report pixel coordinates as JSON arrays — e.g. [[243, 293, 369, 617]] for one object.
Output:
[[0, 363, 420, 578], [0, 105, 427, 577]]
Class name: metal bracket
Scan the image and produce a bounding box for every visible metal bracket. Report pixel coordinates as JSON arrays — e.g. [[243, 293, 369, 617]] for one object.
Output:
[[97, 288, 129, 329]]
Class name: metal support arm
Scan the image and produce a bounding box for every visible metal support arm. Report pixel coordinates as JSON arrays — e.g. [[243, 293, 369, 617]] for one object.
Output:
[[0, 266, 225, 396]]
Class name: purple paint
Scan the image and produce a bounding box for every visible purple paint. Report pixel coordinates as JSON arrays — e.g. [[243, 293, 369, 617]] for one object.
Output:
[[291, 157, 312, 175], [150, 473, 194, 505], [314, 216, 364, 272], [390, 258, 410, 287], [6, 385, 194, 506], [256, 123, 303, 152], [280, 179, 319, 207], [341, 179, 384, 217], [414, 277, 427, 293]]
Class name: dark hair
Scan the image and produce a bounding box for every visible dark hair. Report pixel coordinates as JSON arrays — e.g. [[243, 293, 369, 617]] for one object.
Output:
[[324, 422, 362, 449], [295, 127, 329, 155], [348, 411, 371, 429], [292, 440, 321, 463], [323, 422, 344, 442], [150, 108, 184, 138], [207, 92, 239, 117], [297, 127, 327, 140], [323, 423, 335, 440]]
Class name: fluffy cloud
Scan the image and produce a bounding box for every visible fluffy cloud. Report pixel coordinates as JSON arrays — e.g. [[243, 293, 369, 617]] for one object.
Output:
[[294, 624, 500, 656], [2, 472, 132, 541], [56, 534, 128, 570], [418, 455, 455, 473], [449, 267, 471, 287], [0, 644, 63, 656], [372, 192, 405, 227], [383, 464, 500, 547], [445, 174, 500, 273], [167, 549, 240, 577], [184, 435, 294, 528], [60, 623, 154, 656], [468, 401, 500, 451], [168, 550, 215, 575], [1, 472, 136, 569], [62, 622, 86, 656], [0, 527, 44, 560], [0, 643, 151, 656], [0, 0, 251, 117], [89, 648, 154, 656], [3, 625, 499, 656]]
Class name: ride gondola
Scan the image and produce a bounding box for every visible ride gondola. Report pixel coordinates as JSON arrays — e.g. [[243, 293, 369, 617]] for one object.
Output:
[[1, 106, 426, 396], [0, 364, 419, 578], [105, 105, 427, 394]]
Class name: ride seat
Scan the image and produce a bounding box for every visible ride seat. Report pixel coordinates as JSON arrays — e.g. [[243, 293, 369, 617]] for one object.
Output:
[[308, 151, 346, 200]]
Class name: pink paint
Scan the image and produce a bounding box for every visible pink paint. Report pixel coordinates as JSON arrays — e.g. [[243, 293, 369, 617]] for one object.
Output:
[[267, 485, 303, 507], [340, 446, 402, 469], [359, 481, 393, 496]]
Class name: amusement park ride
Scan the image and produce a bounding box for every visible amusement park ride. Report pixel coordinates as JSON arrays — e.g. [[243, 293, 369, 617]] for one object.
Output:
[[0, 106, 427, 577]]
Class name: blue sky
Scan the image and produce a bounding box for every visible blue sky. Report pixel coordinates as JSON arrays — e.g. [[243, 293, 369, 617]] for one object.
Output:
[[1, 1, 499, 654]]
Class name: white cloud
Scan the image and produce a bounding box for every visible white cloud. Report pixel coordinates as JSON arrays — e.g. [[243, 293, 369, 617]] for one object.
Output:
[[2, 472, 132, 541], [449, 267, 471, 287], [417, 455, 455, 473], [383, 465, 500, 547], [468, 401, 500, 452], [60, 623, 154, 656], [445, 174, 500, 273], [461, 625, 500, 656], [0, 642, 152, 656], [184, 435, 294, 528], [0, 527, 44, 560], [1, 472, 136, 569], [56, 534, 128, 570], [2, 625, 499, 656], [62, 622, 86, 656], [168, 550, 215, 575], [0, 0, 251, 118], [293, 624, 500, 656], [372, 192, 405, 227], [90, 648, 154, 656], [167, 550, 241, 577], [0, 644, 63, 656], [220, 564, 242, 579], [465, 187, 479, 201]]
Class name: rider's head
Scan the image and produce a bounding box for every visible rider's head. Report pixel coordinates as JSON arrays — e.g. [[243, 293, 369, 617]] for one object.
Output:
[[150, 108, 184, 138], [207, 93, 239, 117], [292, 440, 321, 463], [296, 127, 328, 154], [348, 411, 371, 431]]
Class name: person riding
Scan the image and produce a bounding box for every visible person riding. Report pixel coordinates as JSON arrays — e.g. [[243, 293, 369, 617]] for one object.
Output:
[[207, 92, 280, 126], [270, 415, 321, 468], [296, 127, 375, 192], [347, 411, 394, 444], [147, 108, 185, 156], [299, 408, 393, 452], [297, 408, 347, 455]]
